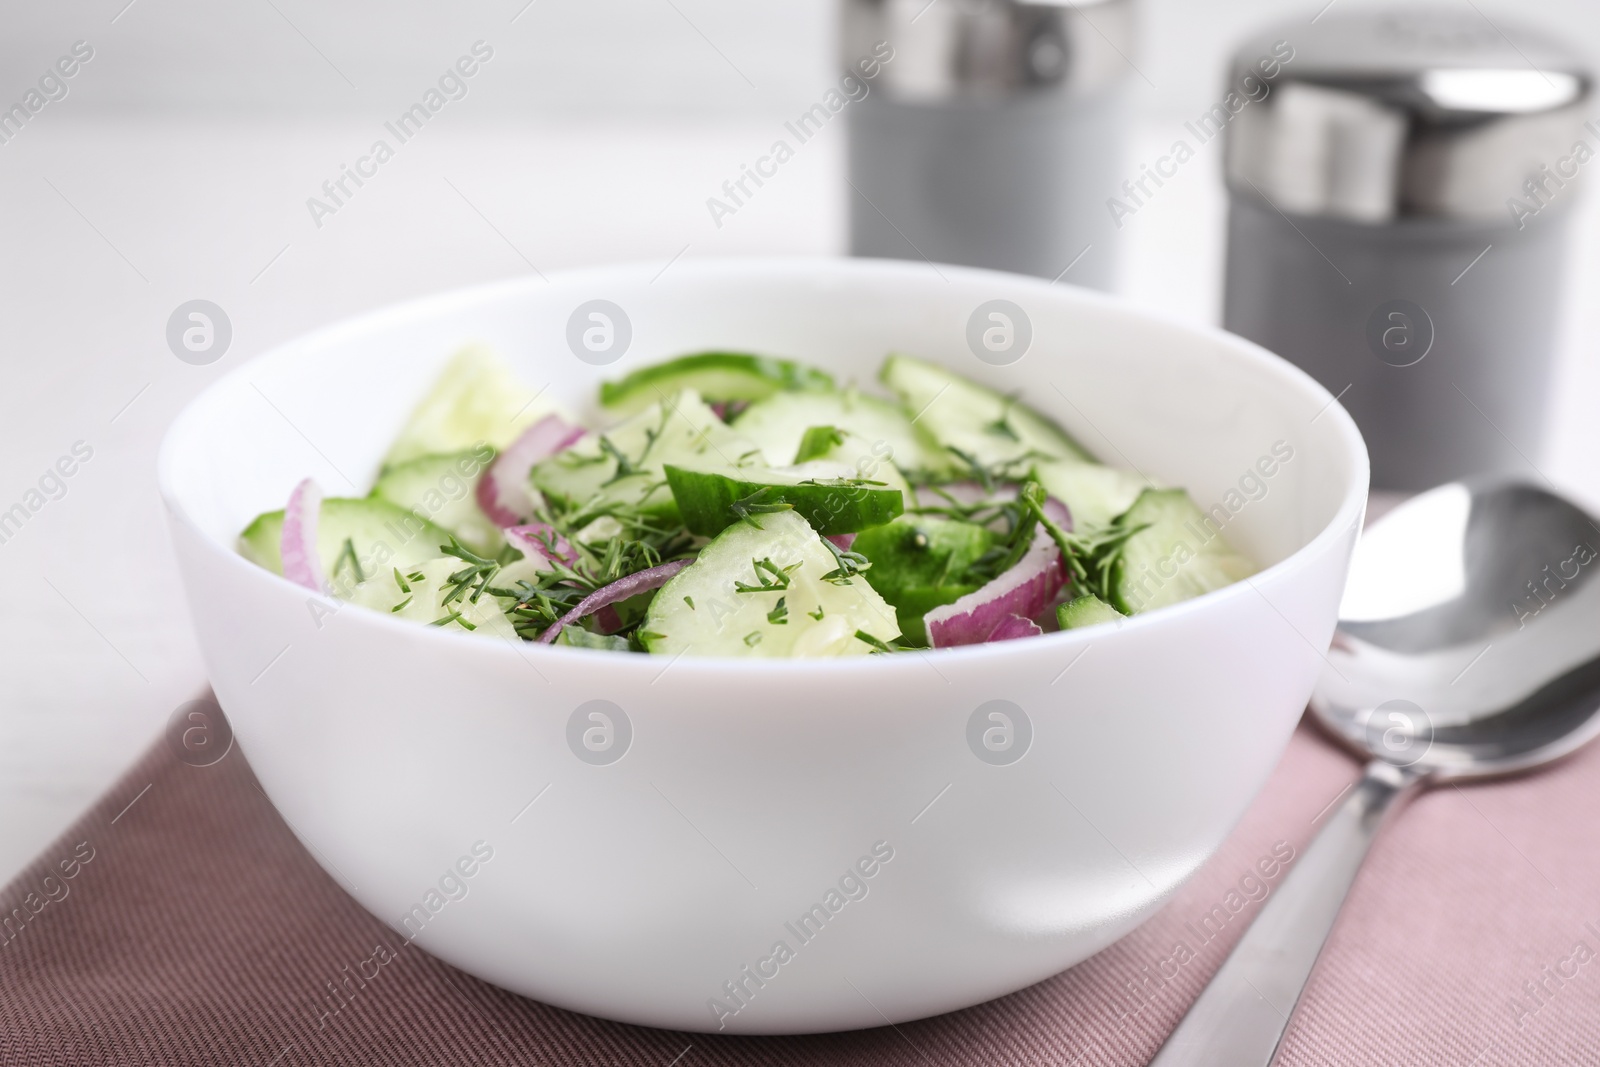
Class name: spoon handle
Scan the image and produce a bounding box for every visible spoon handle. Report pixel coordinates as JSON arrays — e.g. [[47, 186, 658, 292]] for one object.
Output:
[[1148, 760, 1422, 1067]]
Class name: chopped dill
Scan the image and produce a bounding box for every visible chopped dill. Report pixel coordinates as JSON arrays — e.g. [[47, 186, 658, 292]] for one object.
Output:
[[767, 597, 788, 625], [820, 538, 871, 585], [391, 596, 413, 613], [332, 537, 365, 583], [743, 630, 763, 647], [730, 486, 794, 530], [1019, 481, 1146, 602], [735, 557, 796, 593], [854, 630, 896, 654], [984, 394, 1022, 442], [393, 567, 410, 594]]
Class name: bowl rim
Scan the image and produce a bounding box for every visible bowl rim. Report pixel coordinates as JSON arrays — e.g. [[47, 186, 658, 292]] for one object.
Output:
[[157, 255, 1370, 677]]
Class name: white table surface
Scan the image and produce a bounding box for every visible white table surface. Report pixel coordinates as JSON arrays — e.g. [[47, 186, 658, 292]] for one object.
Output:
[[3, 114, 1598, 886]]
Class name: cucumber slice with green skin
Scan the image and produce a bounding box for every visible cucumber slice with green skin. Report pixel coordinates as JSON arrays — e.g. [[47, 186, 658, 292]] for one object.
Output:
[[370, 448, 500, 555], [530, 389, 758, 521], [663, 464, 904, 537], [641, 510, 900, 658], [1057, 594, 1125, 630], [793, 425, 846, 464], [1109, 489, 1257, 615], [878, 354, 1093, 470], [556, 628, 632, 651], [853, 516, 995, 646], [383, 345, 562, 469], [599, 352, 835, 416], [347, 557, 520, 639], [239, 497, 456, 592], [731, 388, 957, 476], [1032, 460, 1153, 531]]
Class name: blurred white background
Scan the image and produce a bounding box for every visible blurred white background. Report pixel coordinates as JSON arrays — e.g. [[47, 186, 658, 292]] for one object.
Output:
[[1, 0, 1597, 881]]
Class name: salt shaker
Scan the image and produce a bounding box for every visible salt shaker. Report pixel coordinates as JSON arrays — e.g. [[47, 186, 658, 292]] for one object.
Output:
[[842, 0, 1136, 288], [1222, 9, 1593, 491]]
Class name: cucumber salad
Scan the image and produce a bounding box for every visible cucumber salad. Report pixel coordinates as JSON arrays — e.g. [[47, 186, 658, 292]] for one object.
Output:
[[239, 348, 1256, 657]]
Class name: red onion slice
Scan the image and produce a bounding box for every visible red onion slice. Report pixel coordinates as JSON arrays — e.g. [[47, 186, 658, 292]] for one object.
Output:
[[280, 478, 327, 593], [538, 560, 691, 644], [987, 614, 1044, 642], [504, 523, 578, 568], [476, 415, 587, 528], [925, 528, 1065, 648], [826, 533, 857, 551]]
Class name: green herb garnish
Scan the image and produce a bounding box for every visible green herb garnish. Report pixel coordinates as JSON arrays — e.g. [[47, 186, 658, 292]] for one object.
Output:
[[820, 537, 871, 585], [332, 537, 366, 584], [729, 486, 795, 530], [854, 630, 896, 654], [1019, 481, 1146, 602], [735, 557, 796, 593]]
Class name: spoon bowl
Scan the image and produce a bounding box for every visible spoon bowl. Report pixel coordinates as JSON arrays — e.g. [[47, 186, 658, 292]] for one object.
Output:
[[1312, 479, 1600, 780], [1152, 477, 1600, 1066]]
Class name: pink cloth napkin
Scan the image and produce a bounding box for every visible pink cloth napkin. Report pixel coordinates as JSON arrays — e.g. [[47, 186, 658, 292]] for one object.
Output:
[[0, 707, 1595, 1065]]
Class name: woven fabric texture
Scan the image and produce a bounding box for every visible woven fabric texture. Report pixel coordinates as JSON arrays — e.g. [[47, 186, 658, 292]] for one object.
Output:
[[1, 713, 1595, 1065]]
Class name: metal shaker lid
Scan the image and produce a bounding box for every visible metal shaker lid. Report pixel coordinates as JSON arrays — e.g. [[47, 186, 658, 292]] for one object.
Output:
[[841, 0, 1136, 102], [1225, 8, 1593, 223]]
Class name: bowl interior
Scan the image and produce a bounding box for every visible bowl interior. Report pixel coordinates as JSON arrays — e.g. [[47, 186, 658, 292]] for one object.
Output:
[[161, 258, 1365, 601]]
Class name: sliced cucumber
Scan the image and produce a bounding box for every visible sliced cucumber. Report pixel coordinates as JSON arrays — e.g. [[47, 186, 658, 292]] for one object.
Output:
[[1033, 460, 1154, 531], [663, 464, 904, 537], [383, 345, 561, 469], [641, 510, 900, 658], [853, 515, 994, 645], [557, 628, 631, 651], [1057, 594, 1125, 630], [600, 352, 834, 415], [346, 556, 519, 639], [879, 354, 1092, 470], [1109, 489, 1257, 615], [370, 448, 500, 555], [529, 389, 758, 521], [731, 388, 956, 476], [793, 425, 846, 464], [239, 497, 455, 594]]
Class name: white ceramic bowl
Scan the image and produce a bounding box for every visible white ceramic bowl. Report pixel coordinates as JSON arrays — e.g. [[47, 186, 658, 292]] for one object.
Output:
[[159, 258, 1367, 1034]]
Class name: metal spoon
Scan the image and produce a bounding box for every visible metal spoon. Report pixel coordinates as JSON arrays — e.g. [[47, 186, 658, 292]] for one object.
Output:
[[1150, 478, 1600, 1067]]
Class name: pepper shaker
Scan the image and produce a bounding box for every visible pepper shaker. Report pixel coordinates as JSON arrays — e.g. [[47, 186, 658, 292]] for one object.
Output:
[[1222, 9, 1593, 491], [842, 0, 1136, 288]]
